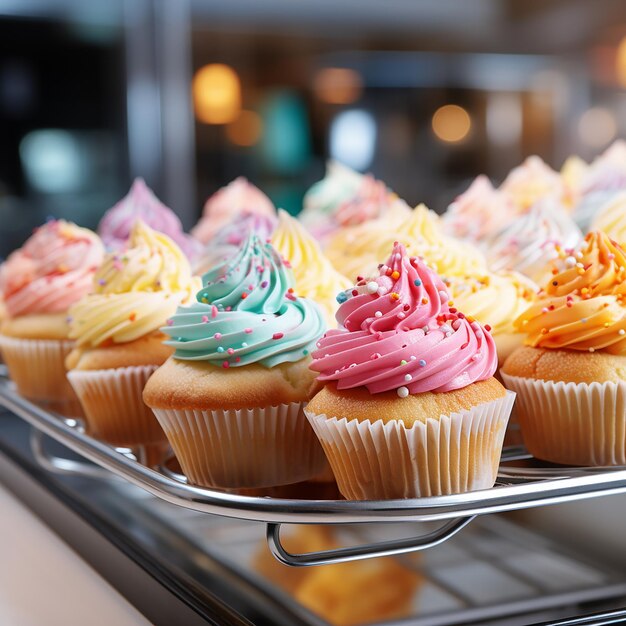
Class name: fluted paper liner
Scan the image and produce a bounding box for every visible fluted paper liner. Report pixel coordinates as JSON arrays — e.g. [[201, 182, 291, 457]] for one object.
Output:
[[151, 403, 328, 489], [0, 334, 82, 417], [501, 373, 626, 466], [68, 366, 166, 448], [305, 391, 515, 500]]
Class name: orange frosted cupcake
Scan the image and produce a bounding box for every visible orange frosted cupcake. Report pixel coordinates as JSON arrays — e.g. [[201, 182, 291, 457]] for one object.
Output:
[[502, 231, 626, 465], [0, 220, 104, 415]]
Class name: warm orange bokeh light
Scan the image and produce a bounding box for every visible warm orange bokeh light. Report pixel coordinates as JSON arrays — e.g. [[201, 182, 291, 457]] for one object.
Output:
[[313, 68, 363, 105], [431, 104, 471, 143], [193, 64, 241, 125], [226, 110, 264, 146], [578, 107, 617, 148]]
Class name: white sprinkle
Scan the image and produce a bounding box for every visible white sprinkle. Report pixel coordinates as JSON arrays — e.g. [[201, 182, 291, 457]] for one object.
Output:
[[349, 363, 357, 368], [565, 256, 577, 268], [397, 386, 409, 398], [620, 329, 626, 336], [410, 355, 417, 361], [422, 325, 429, 333], [475, 330, 484, 339], [589, 347, 595, 352], [404, 374, 412, 382], [397, 312, 406, 319], [375, 311, 383, 318], [440, 324, 452, 334], [366, 281, 379, 294], [439, 290, 448, 302], [395, 253, 402, 261], [242, 342, 248, 347]]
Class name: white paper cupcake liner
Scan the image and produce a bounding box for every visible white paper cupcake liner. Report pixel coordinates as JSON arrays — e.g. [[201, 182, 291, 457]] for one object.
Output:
[[68, 365, 165, 447], [0, 334, 82, 417], [305, 391, 515, 500], [151, 402, 328, 489], [501, 373, 626, 466]]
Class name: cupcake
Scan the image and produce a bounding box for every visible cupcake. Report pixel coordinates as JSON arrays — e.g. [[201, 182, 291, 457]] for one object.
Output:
[[486, 202, 582, 284], [0, 220, 104, 415], [143, 233, 327, 489], [191, 177, 276, 245], [301, 164, 411, 243], [444, 271, 538, 365], [574, 141, 626, 230], [271, 209, 351, 326], [499, 155, 565, 213], [193, 211, 277, 276], [501, 231, 626, 465], [560, 155, 588, 210], [66, 221, 199, 455], [98, 178, 202, 262], [326, 203, 487, 282], [300, 161, 364, 238], [442, 175, 516, 245], [306, 241, 514, 500]]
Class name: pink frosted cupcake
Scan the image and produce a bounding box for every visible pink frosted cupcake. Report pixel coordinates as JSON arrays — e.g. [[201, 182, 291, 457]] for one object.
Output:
[[0, 220, 104, 415], [191, 177, 276, 244], [98, 178, 202, 262], [305, 242, 514, 499]]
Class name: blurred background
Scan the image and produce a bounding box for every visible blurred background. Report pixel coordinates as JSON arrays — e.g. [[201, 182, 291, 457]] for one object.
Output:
[[2, 0, 626, 254]]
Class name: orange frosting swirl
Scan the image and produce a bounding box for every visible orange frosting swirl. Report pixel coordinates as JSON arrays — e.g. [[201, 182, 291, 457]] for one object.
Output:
[[515, 231, 626, 354]]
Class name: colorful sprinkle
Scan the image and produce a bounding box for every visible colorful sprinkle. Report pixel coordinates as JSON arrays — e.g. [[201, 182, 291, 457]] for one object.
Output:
[[166, 319, 173, 326], [336, 292, 348, 304], [418, 359, 426, 367], [214, 332, 222, 339], [413, 279, 422, 287], [201, 315, 209, 323], [222, 361, 230, 368], [391, 271, 400, 280], [261, 280, 269, 288], [129, 312, 136, 322], [211, 305, 218, 318], [272, 332, 284, 340], [217, 346, 225, 353]]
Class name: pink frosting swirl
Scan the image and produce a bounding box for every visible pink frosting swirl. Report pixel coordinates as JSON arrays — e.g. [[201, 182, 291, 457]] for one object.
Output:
[[98, 178, 202, 261], [192, 177, 276, 244], [335, 175, 391, 227], [310, 242, 497, 394], [0, 220, 104, 317]]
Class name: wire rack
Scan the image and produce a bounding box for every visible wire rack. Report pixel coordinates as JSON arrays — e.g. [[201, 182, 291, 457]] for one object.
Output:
[[3, 376, 626, 566]]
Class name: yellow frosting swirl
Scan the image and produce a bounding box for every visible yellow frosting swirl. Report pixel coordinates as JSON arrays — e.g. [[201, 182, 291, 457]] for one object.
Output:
[[271, 210, 350, 324], [69, 221, 199, 347], [445, 271, 537, 335], [591, 192, 626, 246], [515, 231, 626, 354]]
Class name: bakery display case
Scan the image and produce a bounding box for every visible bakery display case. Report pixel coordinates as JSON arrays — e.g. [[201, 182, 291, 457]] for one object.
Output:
[[3, 2, 626, 625]]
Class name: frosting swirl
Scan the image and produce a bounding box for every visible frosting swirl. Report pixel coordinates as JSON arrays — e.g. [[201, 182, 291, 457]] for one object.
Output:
[[191, 177, 276, 244], [486, 202, 581, 283], [515, 231, 626, 354], [0, 220, 104, 317], [69, 221, 199, 347], [591, 191, 626, 245], [443, 176, 515, 243], [163, 234, 326, 367], [98, 178, 202, 261], [310, 242, 497, 394], [271, 210, 350, 324]]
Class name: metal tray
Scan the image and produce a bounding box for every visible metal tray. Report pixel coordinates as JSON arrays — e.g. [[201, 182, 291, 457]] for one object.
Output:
[[3, 376, 626, 567]]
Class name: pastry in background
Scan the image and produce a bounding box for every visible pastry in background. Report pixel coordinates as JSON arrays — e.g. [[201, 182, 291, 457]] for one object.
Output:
[[253, 525, 421, 626], [66, 221, 199, 460], [591, 191, 626, 245], [573, 140, 626, 230], [442, 175, 515, 245], [0, 220, 104, 415], [499, 155, 565, 213], [560, 155, 588, 210], [192, 177, 276, 244], [300, 162, 411, 243], [143, 233, 327, 489], [306, 241, 513, 499], [486, 202, 582, 284], [272, 209, 351, 326], [98, 178, 202, 262], [193, 211, 277, 276], [445, 271, 538, 365], [326, 204, 487, 282], [502, 231, 626, 466]]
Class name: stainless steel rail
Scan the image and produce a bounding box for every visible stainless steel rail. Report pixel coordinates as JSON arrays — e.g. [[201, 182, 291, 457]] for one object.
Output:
[[4, 379, 626, 565]]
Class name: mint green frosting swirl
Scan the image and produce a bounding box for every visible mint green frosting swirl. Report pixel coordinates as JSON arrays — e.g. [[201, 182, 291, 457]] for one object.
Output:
[[163, 234, 326, 367]]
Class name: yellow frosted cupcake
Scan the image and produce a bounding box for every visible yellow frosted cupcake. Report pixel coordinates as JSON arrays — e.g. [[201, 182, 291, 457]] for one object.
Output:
[[591, 192, 626, 245], [66, 221, 199, 456], [444, 271, 537, 365], [502, 231, 626, 465], [271, 210, 350, 325]]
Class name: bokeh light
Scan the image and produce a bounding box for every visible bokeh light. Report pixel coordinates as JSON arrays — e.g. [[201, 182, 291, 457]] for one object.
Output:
[[431, 104, 471, 143], [313, 68, 363, 105], [226, 110, 263, 146], [578, 107, 617, 148], [330, 109, 376, 171], [617, 36, 626, 88], [193, 63, 241, 125]]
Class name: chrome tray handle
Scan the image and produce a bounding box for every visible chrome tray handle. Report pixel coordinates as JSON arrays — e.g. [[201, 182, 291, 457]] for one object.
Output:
[[266, 515, 476, 567]]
